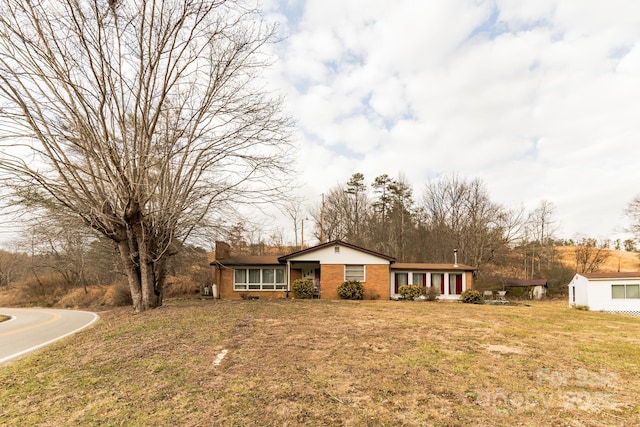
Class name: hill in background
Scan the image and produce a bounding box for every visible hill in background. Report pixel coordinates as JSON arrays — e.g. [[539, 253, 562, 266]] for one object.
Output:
[[556, 246, 639, 273]]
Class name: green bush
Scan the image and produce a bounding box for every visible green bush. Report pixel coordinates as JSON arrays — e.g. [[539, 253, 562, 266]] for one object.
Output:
[[460, 289, 483, 304], [337, 280, 364, 300], [292, 278, 315, 299], [398, 284, 423, 300]]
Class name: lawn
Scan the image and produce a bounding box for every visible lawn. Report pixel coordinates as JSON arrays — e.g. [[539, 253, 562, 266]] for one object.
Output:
[[1, 299, 639, 426]]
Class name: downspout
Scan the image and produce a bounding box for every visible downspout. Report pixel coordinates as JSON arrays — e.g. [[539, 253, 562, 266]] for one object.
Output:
[[286, 260, 291, 299]]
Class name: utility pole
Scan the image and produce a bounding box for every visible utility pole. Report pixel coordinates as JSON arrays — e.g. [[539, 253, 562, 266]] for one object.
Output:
[[301, 217, 308, 249], [320, 193, 325, 243]]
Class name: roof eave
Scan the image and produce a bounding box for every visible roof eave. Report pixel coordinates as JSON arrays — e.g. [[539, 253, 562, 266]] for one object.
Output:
[[278, 239, 396, 262]]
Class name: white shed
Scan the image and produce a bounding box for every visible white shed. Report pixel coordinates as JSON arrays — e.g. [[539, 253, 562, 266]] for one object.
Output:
[[568, 272, 640, 315]]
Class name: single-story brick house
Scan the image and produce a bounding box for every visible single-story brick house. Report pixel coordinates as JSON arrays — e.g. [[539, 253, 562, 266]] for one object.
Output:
[[568, 272, 640, 315], [211, 240, 476, 300]]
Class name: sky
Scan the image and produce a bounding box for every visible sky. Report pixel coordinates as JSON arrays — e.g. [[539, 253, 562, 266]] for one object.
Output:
[[259, 0, 640, 243]]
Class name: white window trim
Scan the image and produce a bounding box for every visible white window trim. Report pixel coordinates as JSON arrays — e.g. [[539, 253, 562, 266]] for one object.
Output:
[[612, 284, 640, 299], [233, 267, 286, 291]]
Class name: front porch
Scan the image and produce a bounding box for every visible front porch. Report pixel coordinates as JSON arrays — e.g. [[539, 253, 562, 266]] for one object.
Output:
[[390, 264, 475, 300], [288, 261, 322, 297]]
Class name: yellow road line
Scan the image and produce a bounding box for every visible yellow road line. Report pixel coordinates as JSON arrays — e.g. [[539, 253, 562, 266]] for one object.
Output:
[[0, 312, 61, 337]]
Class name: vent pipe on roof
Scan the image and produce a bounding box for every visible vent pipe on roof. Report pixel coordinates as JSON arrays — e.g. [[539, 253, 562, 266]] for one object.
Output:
[[454, 248, 458, 267]]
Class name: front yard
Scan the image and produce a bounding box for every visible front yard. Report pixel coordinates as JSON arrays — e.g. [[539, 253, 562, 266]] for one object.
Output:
[[1, 299, 639, 426]]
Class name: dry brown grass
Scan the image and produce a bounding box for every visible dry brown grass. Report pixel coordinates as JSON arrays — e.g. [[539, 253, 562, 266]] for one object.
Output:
[[1, 300, 639, 426], [556, 246, 640, 273]]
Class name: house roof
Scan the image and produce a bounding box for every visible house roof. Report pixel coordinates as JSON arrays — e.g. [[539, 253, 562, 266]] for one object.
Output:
[[504, 279, 548, 287], [390, 262, 476, 271], [580, 271, 640, 280], [210, 240, 397, 266], [278, 240, 396, 262], [211, 255, 282, 267]]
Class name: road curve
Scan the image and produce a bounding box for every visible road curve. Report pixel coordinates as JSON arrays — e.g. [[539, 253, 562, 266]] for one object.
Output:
[[0, 308, 99, 365]]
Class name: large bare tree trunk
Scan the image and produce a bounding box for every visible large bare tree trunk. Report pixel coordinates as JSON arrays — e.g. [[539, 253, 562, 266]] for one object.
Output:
[[138, 238, 159, 311], [117, 239, 143, 312]]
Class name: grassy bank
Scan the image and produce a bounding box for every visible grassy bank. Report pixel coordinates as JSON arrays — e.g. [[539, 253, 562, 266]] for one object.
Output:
[[1, 300, 639, 426]]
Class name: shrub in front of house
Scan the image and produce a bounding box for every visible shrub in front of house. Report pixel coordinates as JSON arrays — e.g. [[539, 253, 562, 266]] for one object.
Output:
[[292, 278, 315, 299], [398, 284, 424, 300], [460, 289, 483, 304], [425, 286, 440, 301], [337, 280, 364, 300]]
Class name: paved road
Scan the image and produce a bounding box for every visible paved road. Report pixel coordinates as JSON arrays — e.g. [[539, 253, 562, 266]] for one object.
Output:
[[0, 308, 99, 364]]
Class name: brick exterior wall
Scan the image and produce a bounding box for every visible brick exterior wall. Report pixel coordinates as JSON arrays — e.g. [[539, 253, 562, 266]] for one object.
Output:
[[216, 268, 235, 299], [465, 271, 474, 289], [318, 265, 342, 299], [319, 264, 390, 300], [364, 264, 391, 299], [290, 269, 302, 282]]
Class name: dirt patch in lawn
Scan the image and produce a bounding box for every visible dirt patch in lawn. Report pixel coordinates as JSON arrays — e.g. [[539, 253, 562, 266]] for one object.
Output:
[[485, 344, 528, 355]]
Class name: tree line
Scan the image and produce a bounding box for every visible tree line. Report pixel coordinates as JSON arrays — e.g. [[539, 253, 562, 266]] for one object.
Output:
[[309, 173, 526, 269], [297, 173, 637, 291], [2, 171, 638, 301]]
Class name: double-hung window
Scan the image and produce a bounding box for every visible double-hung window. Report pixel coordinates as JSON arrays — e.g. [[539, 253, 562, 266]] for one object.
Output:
[[345, 264, 365, 281]]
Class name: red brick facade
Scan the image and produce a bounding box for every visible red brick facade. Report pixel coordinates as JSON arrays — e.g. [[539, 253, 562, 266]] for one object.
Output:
[[211, 240, 475, 300]]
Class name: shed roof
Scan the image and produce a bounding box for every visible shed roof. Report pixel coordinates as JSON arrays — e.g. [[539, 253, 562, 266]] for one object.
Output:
[[580, 271, 640, 279], [505, 279, 548, 287]]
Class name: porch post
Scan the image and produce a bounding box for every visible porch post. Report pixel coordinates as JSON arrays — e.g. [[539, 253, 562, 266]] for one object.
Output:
[[444, 273, 449, 296]]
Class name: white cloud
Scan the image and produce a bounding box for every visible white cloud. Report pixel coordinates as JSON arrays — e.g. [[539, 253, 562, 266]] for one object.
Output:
[[262, 0, 640, 242]]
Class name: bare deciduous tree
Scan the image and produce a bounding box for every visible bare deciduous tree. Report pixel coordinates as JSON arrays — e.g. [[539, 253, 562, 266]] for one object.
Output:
[[281, 196, 306, 248], [310, 185, 351, 243], [22, 214, 94, 291], [625, 196, 640, 246], [0, 0, 292, 311], [0, 247, 28, 287], [421, 175, 510, 268], [574, 238, 610, 273], [525, 200, 558, 276]]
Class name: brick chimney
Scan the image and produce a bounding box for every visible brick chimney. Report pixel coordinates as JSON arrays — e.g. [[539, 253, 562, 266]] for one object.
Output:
[[215, 241, 231, 260]]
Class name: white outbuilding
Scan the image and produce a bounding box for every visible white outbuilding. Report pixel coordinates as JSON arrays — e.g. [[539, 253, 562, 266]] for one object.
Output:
[[568, 272, 640, 316]]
